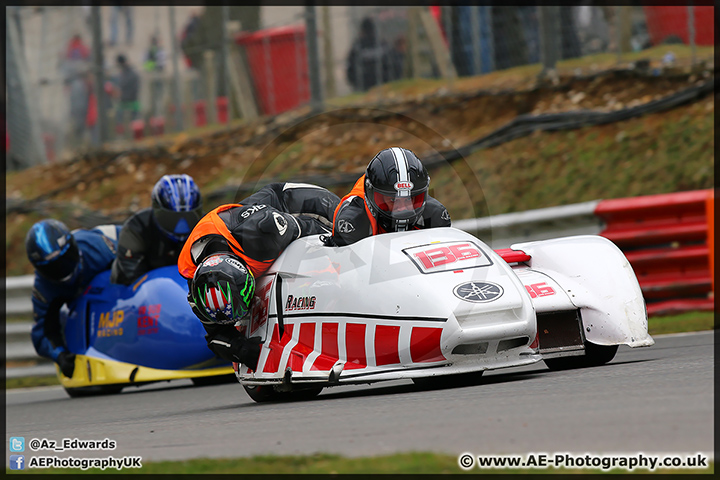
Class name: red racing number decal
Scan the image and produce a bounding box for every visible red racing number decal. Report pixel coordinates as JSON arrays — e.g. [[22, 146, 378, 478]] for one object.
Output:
[[525, 282, 556, 298], [414, 243, 480, 269], [404, 241, 491, 273]]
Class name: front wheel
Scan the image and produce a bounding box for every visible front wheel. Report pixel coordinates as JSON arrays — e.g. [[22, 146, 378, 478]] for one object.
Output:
[[412, 371, 484, 389], [191, 374, 238, 386], [243, 384, 323, 403], [544, 342, 619, 371]]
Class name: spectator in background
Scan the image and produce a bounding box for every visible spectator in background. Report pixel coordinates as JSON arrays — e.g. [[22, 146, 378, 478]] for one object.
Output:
[[388, 35, 408, 81], [180, 11, 201, 69], [113, 54, 140, 134], [143, 34, 167, 116], [180, 7, 261, 100], [346, 16, 392, 92], [109, 3, 133, 47], [66, 33, 90, 61]]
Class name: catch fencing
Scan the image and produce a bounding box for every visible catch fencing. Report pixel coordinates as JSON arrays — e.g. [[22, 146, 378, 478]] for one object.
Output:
[[6, 5, 714, 168]]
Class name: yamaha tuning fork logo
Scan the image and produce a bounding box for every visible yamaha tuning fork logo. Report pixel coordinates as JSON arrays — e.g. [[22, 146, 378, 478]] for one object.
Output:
[[453, 281, 504, 303]]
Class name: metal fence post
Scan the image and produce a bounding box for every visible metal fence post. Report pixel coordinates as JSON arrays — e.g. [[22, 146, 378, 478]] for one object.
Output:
[[90, 6, 108, 145], [443, 6, 454, 88], [538, 6, 559, 76], [169, 6, 184, 131], [615, 5, 622, 64], [221, 4, 232, 125], [263, 30, 275, 115], [470, 6, 482, 75], [322, 6, 336, 99], [305, 5, 323, 111], [688, 4, 696, 66], [7, 7, 47, 168]]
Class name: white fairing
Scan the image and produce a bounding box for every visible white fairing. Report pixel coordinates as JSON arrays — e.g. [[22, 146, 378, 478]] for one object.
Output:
[[511, 235, 654, 347], [240, 228, 541, 384]]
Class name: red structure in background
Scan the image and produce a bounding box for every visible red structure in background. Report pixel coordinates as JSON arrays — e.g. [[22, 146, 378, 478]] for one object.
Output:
[[236, 24, 310, 116], [643, 6, 715, 46], [216, 96, 228, 124], [594, 189, 714, 316]]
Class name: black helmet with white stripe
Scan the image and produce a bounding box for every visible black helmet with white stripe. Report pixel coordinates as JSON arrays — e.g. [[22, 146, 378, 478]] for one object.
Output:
[[364, 147, 430, 232]]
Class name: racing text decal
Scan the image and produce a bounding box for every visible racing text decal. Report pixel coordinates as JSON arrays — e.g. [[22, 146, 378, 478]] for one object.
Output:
[[285, 295, 316, 311], [98, 310, 124, 337], [137, 304, 161, 335], [403, 241, 492, 274]]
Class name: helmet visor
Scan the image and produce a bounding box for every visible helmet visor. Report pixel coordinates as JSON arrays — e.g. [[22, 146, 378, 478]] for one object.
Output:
[[373, 191, 425, 217], [154, 207, 202, 239], [35, 241, 80, 283], [197, 281, 251, 325]]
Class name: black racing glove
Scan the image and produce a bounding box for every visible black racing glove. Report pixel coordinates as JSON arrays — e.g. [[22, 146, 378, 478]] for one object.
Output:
[[207, 333, 263, 371], [235, 336, 263, 371], [57, 351, 76, 378]]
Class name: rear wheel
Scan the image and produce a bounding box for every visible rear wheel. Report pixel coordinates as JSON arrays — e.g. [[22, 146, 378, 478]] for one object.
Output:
[[243, 384, 323, 403], [544, 342, 619, 371], [412, 371, 484, 389]]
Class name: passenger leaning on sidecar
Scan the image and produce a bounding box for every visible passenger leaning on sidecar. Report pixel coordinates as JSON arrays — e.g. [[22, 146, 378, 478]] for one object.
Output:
[[327, 146, 451, 246], [178, 182, 341, 370], [110, 174, 203, 285], [26, 220, 121, 378]]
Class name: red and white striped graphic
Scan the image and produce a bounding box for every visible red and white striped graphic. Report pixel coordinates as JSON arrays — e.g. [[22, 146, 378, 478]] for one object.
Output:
[[255, 319, 447, 376]]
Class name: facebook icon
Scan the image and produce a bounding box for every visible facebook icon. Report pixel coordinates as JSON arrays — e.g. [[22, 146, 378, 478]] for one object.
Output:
[[9, 455, 25, 470]]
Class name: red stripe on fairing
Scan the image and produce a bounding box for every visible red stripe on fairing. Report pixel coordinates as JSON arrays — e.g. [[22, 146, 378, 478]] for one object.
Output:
[[311, 323, 339, 371], [374, 325, 401, 366], [262, 323, 295, 373], [345, 323, 367, 369], [410, 327, 445, 363], [288, 323, 315, 372]]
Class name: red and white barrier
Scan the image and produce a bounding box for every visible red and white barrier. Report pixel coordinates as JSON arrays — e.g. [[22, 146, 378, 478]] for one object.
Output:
[[594, 189, 714, 316]]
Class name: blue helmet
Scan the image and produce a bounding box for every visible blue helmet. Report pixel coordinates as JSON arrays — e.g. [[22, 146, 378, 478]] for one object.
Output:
[[151, 174, 202, 242], [25, 219, 81, 284]]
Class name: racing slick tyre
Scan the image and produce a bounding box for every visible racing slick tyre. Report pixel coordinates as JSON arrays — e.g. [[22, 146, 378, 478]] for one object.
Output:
[[64, 385, 124, 398], [412, 371, 484, 390], [191, 373, 238, 386], [544, 342, 619, 371], [243, 384, 323, 403]]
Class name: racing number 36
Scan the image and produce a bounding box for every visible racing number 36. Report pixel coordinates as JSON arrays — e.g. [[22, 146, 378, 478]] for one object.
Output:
[[525, 282, 555, 298], [414, 243, 480, 269]]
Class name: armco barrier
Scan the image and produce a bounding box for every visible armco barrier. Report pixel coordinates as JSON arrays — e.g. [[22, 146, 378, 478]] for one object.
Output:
[[595, 189, 714, 316]]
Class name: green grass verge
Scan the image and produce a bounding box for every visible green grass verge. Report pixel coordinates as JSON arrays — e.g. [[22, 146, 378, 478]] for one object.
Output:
[[6, 375, 60, 389], [648, 311, 715, 335], [5, 453, 713, 474]]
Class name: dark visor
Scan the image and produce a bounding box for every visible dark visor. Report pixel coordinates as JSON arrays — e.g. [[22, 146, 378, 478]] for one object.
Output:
[[373, 191, 425, 213], [36, 245, 80, 282], [154, 207, 202, 237]]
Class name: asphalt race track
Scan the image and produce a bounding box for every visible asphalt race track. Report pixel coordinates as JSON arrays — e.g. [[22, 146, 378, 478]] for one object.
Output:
[[6, 331, 714, 464]]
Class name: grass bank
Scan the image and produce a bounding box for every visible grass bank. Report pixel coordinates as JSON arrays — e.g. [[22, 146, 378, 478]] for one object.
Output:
[[6, 452, 713, 474]]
